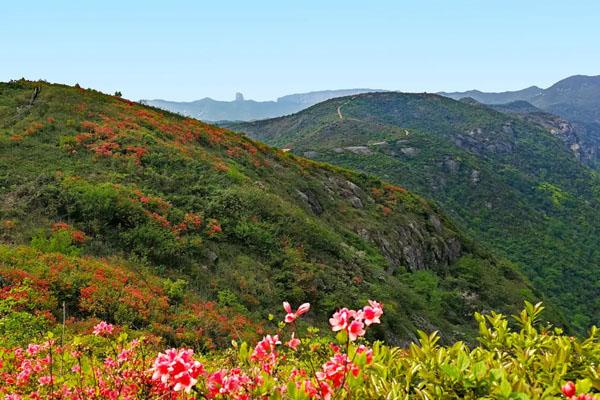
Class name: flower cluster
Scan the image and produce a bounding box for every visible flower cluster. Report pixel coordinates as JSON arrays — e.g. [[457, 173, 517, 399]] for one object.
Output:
[[150, 348, 204, 393], [1, 298, 597, 400], [92, 320, 115, 336], [329, 300, 383, 341], [51, 221, 88, 243]]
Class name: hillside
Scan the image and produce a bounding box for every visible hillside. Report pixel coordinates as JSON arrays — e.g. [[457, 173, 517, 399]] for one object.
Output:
[[140, 89, 384, 122], [442, 75, 600, 168], [0, 79, 545, 345], [488, 101, 600, 168], [228, 92, 600, 331]]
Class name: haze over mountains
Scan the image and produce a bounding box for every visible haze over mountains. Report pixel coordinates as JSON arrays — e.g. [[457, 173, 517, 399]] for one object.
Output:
[[141, 89, 385, 122]]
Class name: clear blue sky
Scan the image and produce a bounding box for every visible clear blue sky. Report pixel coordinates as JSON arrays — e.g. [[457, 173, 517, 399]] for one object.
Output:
[[2, 1, 599, 101]]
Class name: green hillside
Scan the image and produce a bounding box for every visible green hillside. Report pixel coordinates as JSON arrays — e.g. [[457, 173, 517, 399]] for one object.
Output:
[[228, 92, 600, 331], [0, 80, 547, 344]]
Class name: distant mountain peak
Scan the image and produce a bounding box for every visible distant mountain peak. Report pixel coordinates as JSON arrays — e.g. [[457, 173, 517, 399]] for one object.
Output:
[[140, 88, 384, 122]]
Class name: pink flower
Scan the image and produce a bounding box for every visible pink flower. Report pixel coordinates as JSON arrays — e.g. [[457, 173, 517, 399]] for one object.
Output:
[[37, 375, 53, 385], [362, 300, 383, 326], [104, 357, 117, 368], [286, 333, 301, 350], [329, 308, 355, 332], [347, 320, 366, 341], [317, 353, 359, 388], [4, 395, 22, 400], [251, 334, 281, 372], [319, 381, 334, 400], [117, 349, 132, 363], [283, 302, 310, 323], [207, 368, 252, 398], [26, 344, 41, 356], [150, 348, 204, 393], [92, 321, 114, 336]]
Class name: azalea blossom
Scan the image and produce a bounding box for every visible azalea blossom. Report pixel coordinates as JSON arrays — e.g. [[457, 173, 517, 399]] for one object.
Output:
[[283, 301, 310, 323], [92, 321, 114, 336], [362, 300, 384, 326], [150, 348, 204, 393], [286, 333, 301, 350], [329, 308, 355, 332], [347, 319, 366, 341]]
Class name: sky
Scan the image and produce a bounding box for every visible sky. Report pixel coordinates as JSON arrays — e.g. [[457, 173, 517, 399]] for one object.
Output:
[[1, 1, 599, 101]]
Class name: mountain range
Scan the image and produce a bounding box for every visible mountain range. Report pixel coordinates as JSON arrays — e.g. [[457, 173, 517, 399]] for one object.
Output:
[[0, 79, 545, 345], [227, 90, 600, 331], [140, 89, 385, 122], [442, 75, 600, 168], [441, 75, 600, 124]]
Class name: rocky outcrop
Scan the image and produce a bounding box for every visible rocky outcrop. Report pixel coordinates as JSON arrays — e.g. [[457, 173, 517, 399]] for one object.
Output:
[[357, 222, 462, 273], [296, 189, 324, 215]]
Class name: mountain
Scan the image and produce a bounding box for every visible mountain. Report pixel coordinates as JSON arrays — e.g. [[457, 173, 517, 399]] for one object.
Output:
[[0, 79, 547, 344], [487, 101, 600, 168], [442, 75, 600, 168], [140, 89, 384, 122], [443, 75, 600, 125], [531, 75, 600, 124], [227, 92, 600, 331], [441, 86, 544, 105]]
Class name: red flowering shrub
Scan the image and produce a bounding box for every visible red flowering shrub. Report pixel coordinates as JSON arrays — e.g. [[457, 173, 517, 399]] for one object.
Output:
[[0, 245, 262, 349]]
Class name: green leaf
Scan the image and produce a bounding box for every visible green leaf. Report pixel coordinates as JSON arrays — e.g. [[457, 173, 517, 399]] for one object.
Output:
[[336, 329, 348, 344], [576, 378, 592, 394]]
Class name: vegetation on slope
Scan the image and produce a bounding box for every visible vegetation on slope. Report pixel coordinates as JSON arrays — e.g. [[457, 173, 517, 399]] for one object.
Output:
[[0, 80, 544, 344], [1, 296, 599, 399], [229, 92, 600, 331]]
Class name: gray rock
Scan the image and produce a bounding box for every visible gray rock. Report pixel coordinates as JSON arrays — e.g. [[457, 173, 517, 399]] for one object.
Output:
[[400, 147, 419, 156], [349, 196, 363, 208], [444, 158, 459, 174], [296, 189, 323, 215], [345, 146, 372, 155], [429, 214, 443, 233]]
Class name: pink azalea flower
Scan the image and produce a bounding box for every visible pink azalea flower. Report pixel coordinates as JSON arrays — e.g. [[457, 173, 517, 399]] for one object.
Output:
[[347, 319, 366, 341], [37, 375, 53, 385], [283, 302, 311, 323], [26, 344, 41, 356], [362, 300, 384, 326], [286, 333, 301, 350], [150, 348, 204, 393], [92, 321, 114, 336], [329, 308, 355, 331]]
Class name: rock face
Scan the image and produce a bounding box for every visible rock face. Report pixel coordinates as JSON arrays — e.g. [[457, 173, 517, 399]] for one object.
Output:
[[296, 189, 324, 215], [358, 222, 462, 273], [321, 175, 462, 272], [344, 146, 373, 155]]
